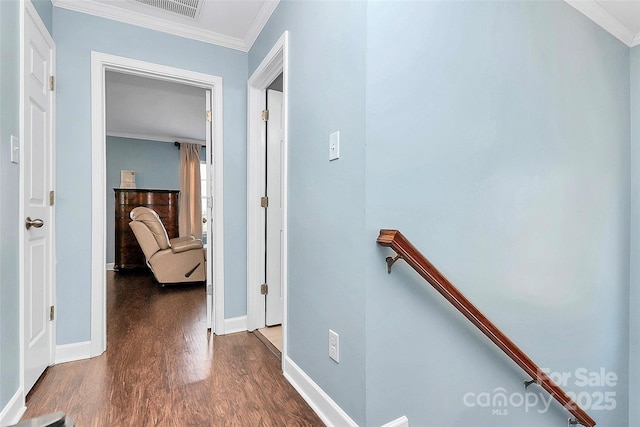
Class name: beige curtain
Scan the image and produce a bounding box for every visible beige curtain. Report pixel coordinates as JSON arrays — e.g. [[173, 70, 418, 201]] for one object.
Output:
[[179, 143, 203, 239]]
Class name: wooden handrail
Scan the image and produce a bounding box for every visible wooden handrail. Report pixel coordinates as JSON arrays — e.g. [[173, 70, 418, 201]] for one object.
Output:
[[377, 229, 596, 427]]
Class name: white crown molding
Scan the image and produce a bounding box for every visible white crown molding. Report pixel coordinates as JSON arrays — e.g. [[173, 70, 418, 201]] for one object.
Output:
[[52, 0, 248, 51], [565, 0, 637, 47], [245, 1, 280, 51], [106, 131, 205, 145]]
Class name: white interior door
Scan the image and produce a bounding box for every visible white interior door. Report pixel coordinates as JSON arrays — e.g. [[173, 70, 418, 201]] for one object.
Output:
[[23, 3, 55, 394], [265, 89, 284, 326], [205, 89, 214, 330]]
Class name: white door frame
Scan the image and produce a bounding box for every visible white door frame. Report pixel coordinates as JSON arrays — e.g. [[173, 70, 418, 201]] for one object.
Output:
[[247, 32, 289, 349], [19, 0, 56, 399], [90, 52, 225, 356]]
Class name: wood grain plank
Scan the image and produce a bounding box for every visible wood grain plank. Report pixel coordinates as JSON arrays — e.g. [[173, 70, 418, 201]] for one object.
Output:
[[23, 270, 323, 426]]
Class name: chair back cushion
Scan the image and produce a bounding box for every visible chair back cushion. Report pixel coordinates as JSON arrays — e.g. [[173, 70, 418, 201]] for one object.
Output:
[[129, 221, 161, 261], [129, 207, 171, 250]]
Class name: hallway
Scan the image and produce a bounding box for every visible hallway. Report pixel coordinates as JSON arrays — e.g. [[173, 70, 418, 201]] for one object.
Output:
[[22, 270, 322, 426]]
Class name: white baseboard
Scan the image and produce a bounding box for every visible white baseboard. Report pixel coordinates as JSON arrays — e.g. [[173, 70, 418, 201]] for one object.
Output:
[[223, 315, 247, 334], [105, 263, 115, 271], [55, 341, 92, 364], [0, 387, 25, 426], [283, 356, 357, 427], [381, 415, 409, 427]]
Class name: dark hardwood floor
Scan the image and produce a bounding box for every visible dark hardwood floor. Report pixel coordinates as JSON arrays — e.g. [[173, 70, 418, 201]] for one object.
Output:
[[22, 270, 323, 426]]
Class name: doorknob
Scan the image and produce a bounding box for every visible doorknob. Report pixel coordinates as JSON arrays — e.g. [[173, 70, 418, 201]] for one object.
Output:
[[25, 217, 44, 230], [202, 217, 207, 224]]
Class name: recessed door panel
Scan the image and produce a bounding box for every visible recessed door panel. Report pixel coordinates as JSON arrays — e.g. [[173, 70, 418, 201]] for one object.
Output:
[[23, 4, 54, 394]]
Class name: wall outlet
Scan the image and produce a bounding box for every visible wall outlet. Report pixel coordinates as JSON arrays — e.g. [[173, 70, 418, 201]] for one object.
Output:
[[329, 329, 339, 363]]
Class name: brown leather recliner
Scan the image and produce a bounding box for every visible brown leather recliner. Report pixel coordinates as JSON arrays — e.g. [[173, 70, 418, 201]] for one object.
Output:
[[128, 206, 206, 285]]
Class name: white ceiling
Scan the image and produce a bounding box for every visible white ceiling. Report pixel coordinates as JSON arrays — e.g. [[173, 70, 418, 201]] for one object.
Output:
[[52, 0, 279, 51], [568, 0, 640, 46], [106, 71, 206, 144]]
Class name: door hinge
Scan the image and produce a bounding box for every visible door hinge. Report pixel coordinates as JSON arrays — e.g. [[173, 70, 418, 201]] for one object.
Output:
[[49, 305, 54, 321], [260, 196, 269, 208], [262, 109, 269, 121], [49, 190, 55, 206], [261, 283, 268, 295], [49, 76, 55, 91], [206, 110, 212, 122]]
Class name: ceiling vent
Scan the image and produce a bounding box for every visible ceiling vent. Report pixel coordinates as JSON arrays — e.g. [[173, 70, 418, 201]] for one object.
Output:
[[131, 0, 203, 20]]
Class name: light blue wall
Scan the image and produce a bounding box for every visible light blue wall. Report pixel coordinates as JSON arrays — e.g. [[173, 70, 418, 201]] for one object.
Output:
[[252, 0, 631, 425], [31, 0, 52, 34], [1, 1, 632, 424], [0, 0, 21, 410], [105, 136, 181, 264], [249, 1, 368, 423], [630, 45, 640, 425], [53, 7, 248, 344], [365, 2, 629, 426]]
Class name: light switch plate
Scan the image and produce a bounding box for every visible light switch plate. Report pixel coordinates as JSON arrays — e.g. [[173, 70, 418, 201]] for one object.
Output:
[[329, 329, 339, 363], [10, 135, 19, 164], [329, 131, 340, 161]]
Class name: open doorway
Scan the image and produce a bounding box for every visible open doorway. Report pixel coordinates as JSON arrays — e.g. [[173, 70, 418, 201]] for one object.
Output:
[[104, 70, 209, 351], [247, 33, 289, 366], [105, 70, 207, 273], [258, 77, 284, 353], [90, 53, 225, 357]]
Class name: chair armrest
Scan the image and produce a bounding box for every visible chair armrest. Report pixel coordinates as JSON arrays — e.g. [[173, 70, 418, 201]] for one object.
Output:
[[171, 238, 203, 253], [170, 236, 195, 244]]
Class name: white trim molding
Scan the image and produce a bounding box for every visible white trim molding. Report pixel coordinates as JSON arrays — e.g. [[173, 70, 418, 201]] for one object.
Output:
[[0, 388, 26, 427], [55, 341, 92, 364], [91, 52, 225, 357], [244, 1, 280, 51], [223, 316, 248, 334], [565, 0, 638, 47], [106, 130, 205, 145], [380, 416, 409, 427], [283, 357, 358, 427], [52, 0, 279, 52]]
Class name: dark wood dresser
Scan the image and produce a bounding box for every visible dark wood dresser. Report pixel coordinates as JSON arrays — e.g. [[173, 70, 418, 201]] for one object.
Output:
[[114, 189, 180, 270]]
